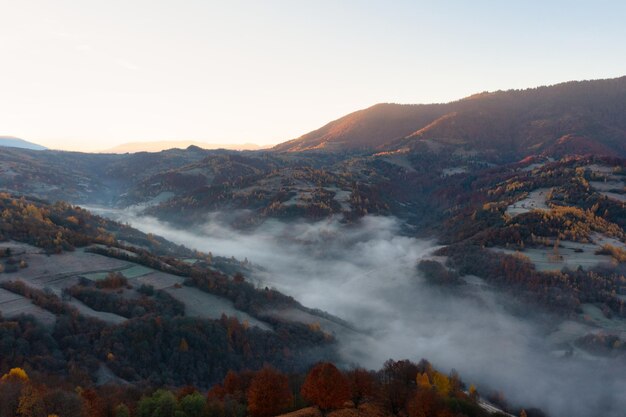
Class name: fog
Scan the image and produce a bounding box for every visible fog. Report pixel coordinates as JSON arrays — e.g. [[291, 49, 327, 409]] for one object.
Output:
[[89, 207, 626, 417]]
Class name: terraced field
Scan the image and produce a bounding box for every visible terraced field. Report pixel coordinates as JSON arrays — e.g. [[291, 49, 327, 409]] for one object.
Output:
[[0, 241, 274, 330], [165, 286, 271, 331], [0, 287, 56, 326]]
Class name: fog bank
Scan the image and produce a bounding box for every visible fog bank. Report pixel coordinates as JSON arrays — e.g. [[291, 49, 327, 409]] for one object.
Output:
[[88, 207, 626, 417]]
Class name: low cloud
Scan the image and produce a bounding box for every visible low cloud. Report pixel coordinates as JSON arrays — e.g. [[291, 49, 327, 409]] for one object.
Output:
[[89, 206, 626, 417]]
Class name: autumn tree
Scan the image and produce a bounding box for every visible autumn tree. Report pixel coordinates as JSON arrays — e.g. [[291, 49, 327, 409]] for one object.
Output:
[[380, 359, 419, 415], [407, 390, 438, 417], [301, 363, 350, 413], [416, 372, 431, 390], [17, 383, 45, 417], [346, 368, 376, 406], [247, 367, 293, 417], [431, 372, 451, 396]]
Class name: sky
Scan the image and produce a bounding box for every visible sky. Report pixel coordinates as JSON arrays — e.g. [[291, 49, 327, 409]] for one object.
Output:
[[1, 0, 625, 152]]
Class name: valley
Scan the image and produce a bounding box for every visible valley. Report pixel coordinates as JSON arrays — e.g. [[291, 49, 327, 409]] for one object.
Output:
[[1, 77, 626, 417]]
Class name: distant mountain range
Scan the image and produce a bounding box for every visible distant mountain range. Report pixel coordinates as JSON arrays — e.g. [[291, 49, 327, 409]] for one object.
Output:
[[0, 136, 47, 150], [102, 140, 262, 153], [274, 76, 626, 161]]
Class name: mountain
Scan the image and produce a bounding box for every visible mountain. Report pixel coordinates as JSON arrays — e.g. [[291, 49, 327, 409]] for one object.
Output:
[[102, 140, 262, 153], [0, 136, 47, 150], [273, 103, 447, 152], [274, 76, 626, 161]]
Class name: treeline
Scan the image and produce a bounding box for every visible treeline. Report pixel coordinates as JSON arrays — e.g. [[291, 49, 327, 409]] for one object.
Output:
[[0, 287, 335, 389], [67, 281, 185, 319], [437, 244, 626, 318], [435, 156, 626, 317], [0, 359, 538, 417], [0, 193, 196, 258]]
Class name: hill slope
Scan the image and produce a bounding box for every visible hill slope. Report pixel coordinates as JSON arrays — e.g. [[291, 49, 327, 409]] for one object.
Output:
[[274, 76, 626, 161], [0, 136, 47, 150]]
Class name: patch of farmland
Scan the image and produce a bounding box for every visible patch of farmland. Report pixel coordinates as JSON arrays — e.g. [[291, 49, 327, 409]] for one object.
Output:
[[520, 162, 545, 172], [83, 264, 156, 281], [89, 244, 139, 259], [591, 233, 626, 249], [491, 240, 614, 272], [66, 298, 127, 325], [381, 155, 417, 172], [261, 307, 353, 336], [0, 288, 56, 326], [121, 265, 154, 278], [441, 167, 468, 177], [8, 248, 131, 282], [165, 285, 271, 331], [599, 191, 626, 203], [589, 180, 624, 192], [0, 241, 43, 256], [580, 304, 626, 339], [505, 188, 552, 217], [135, 272, 185, 290], [326, 187, 351, 211], [546, 320, 595, 346], [585, 164, 617, 176]]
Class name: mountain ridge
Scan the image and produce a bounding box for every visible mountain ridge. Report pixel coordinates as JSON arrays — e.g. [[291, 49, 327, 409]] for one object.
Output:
[[274, 76, 626, 161]]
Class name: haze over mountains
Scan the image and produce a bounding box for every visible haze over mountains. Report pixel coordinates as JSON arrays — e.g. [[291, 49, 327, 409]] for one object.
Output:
[[5, 76, 626, 160], [103, 140, 262, 153]]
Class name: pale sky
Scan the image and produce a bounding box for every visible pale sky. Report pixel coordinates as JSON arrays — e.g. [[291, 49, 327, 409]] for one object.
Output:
[[1, 0, 625, 152]]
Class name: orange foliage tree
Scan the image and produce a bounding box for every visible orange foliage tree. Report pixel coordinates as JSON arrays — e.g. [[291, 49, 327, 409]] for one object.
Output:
[[301, 362, 350, 412], [247, 367, 293, 417]]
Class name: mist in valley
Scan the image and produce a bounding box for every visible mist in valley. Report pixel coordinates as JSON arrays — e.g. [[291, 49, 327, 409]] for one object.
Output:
[[88, 206, 626, 417]]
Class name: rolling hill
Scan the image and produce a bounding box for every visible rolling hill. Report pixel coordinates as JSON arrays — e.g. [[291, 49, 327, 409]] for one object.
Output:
[[274, 76, 626, 162]]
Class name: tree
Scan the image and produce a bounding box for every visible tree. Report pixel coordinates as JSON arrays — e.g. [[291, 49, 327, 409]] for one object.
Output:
[[114, 404, 131, 417], [346, 368, 376, 406], [2, 368, 29, 382], [247, 367, 292, 417], [416, 373, 431, 390], [468, 384, 478, 401], [179, 393, 206, 417], [42, 389, 84, 417], [380, 359, 419, 414], [138, 390, 178, 417], [0, 378, 24, 417], [301, 363, 350, 413], [431, 372, 451, 396], [17, 384, 45, 417]]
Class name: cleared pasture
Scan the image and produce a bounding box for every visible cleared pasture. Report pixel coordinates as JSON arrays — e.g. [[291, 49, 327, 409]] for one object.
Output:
[[505, 187, 552, 217], [0, 288, 56, 326], [165, 285, 271, 331], [491, 240, 614, 272]]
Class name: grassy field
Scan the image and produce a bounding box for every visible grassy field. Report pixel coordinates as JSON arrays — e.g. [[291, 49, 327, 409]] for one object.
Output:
[[505, 187, 551, 217], [0, 287, 56, 326], [166, 286, 272, 331], [492, 239, 614, 272], [580, 304, 626, 338]]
